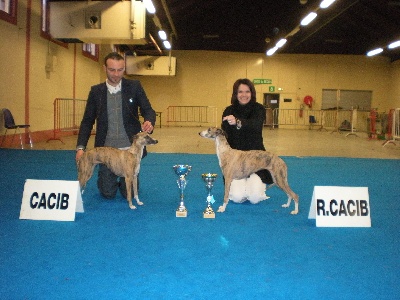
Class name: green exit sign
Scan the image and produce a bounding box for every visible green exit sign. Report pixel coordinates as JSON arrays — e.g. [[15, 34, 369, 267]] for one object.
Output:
[[253, 79, 272, 84]]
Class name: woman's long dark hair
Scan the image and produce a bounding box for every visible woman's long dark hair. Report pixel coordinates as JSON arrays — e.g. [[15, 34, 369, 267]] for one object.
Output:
[[230, 78, 257, 104]]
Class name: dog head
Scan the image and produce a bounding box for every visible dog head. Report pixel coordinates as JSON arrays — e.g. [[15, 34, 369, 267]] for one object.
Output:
[[199, 127, 226, 139], [133, 131, 158, 146]]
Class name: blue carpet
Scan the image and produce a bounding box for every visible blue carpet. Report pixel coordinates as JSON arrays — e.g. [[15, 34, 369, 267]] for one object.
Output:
[[0, 149, 399, 299]]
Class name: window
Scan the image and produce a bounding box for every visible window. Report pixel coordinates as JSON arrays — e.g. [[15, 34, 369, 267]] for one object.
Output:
[[82, 43, 99, 62], [0, 0, 17, 25], [322, 89, 372, 111], [41, 0, 67, 48]]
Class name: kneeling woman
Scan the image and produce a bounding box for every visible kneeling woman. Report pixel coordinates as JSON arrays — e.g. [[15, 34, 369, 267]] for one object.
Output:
[[221, 78, 273, 203]]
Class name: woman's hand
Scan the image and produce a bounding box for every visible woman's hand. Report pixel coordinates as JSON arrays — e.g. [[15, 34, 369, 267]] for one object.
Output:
[[222, 115, 237, 126]]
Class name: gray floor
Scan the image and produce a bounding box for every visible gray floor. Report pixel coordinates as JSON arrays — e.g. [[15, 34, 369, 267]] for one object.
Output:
[[24, 127, 400, 159]]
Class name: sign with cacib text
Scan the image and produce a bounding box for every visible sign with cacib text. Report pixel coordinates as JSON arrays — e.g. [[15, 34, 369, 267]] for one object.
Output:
[[308, 186, 371, 227], [20, 179, 84, 221]]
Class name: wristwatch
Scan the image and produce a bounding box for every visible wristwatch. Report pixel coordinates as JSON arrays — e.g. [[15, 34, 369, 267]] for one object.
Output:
[[76, 147, 85, 152]]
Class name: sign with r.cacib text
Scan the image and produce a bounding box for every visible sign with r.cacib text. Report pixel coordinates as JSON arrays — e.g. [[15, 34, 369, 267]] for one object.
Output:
[[308, 186, 371, 227]]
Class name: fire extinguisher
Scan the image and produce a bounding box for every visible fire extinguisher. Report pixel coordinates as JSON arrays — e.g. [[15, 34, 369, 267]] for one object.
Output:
[[299, 104, 304, 117]]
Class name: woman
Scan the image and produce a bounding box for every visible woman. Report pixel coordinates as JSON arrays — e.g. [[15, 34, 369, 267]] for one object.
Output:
[[221, 78, 273, 204]]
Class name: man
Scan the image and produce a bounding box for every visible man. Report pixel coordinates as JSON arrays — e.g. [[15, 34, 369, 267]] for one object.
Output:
[[76, 52, 156, 199]]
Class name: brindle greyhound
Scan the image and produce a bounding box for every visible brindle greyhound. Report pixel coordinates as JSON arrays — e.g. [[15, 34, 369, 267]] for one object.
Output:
[[77, 132, 158, 209], [199, 127, 298, 214]]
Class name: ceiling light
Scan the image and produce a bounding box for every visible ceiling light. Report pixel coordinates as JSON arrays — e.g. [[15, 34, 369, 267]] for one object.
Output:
[[143, 0, 156, 14], [320, 0, 336, 9], [366, 48, 383, 57], [276, 38, 287, 48], [388, 40, 400, 49], [163, 40, 171, 49], [300, 12, 317, 26], [158, 30, 167, 40], [266, 47, 278, 56]]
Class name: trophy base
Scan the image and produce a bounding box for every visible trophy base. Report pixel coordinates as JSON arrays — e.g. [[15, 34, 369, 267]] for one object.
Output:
[[176, 210, 187, 217], [203, 212, 215, 219]]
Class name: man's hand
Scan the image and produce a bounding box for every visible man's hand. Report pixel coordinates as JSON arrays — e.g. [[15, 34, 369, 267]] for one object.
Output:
[[142, 121, 154, 133], [76, 149, 84, 162]]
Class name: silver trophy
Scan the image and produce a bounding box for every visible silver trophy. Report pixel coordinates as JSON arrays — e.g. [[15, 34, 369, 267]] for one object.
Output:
[[202, 173, 217, 218], [173, 164, 192, 217]]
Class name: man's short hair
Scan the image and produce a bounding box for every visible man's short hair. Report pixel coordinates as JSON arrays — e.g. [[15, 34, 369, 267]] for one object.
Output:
[[104, 52, 124, 66]]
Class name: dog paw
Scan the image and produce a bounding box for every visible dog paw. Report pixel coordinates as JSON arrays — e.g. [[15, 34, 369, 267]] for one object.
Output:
[[290, 210, 299, 215], [217, 206, 225, 213], [282, 204, 289, 208], [137, 201, 144, 206], [129, 205, 137, 210]]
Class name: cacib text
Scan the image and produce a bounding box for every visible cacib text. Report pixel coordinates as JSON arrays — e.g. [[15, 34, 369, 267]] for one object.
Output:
[[30, 192, 69, 210]]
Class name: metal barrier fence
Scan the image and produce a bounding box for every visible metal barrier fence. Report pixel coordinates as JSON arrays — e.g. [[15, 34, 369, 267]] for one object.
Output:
[[393, 108, 400, 140], [48, 99, 397, 144], [48, 98, 164, 142], [383, 108, 400, 146], [48, 98, 88, 142], [166, 106, 218, 127], [270, 108, 371, 133]]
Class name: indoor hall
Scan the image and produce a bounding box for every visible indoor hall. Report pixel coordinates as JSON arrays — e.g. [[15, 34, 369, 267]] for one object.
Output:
[[1, 0, 400, 299]]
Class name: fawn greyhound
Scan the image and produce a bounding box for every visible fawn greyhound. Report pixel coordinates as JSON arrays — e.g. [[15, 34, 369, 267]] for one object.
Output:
[[199, 127, 298, 214], [77, 132, 158, 209]]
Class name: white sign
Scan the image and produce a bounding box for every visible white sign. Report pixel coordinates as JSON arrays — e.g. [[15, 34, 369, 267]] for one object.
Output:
[[20, 179, 84, 221], [308, 186, 371, 227]]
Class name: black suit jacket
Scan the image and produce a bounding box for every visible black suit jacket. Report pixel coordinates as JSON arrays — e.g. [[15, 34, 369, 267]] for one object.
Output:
[[77, 78, 156, 156]]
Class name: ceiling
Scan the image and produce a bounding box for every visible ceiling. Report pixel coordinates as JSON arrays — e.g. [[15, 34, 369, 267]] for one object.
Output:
[[133, 0, 400, 62]]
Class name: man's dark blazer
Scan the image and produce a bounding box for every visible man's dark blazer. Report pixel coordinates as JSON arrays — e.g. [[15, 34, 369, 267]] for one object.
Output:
[[77, 78, 156, 156]]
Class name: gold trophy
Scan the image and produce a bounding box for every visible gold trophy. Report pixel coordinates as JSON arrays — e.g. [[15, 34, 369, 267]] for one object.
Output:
[[173, 164, 192, 217], [202, 173, 217, 219]]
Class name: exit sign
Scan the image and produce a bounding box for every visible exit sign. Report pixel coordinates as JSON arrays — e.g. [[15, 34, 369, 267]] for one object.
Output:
[[253, 79, 272, 84]]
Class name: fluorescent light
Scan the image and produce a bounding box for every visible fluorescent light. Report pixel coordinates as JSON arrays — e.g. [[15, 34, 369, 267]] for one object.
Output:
[[388, 40, 400, 49], [366, 48, 383, 57], [143, 0, 156, 14], [276, 38, 287, 48], [266, 47, 278, 56], [158, 30, 167, 40], [301, 12, 317, 26], [163, 40, 171, 49], [320, 0, 336, 9]]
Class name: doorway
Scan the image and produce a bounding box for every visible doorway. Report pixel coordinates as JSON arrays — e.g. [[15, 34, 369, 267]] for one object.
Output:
[[263, 93, 280, 128]]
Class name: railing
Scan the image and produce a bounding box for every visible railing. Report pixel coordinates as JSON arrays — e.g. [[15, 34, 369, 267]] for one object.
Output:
[[166, 106, 218, 127], [383, 108, 400, 146], [47, 99, 397, 144], [47, 98, 88, 143], [47, 97, 163, 143], [270, 108, 371, 133]]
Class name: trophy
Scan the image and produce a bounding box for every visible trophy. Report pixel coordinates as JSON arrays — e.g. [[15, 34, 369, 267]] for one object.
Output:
[[202, 173, 217, 219], [173, 164, 192, 217]]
